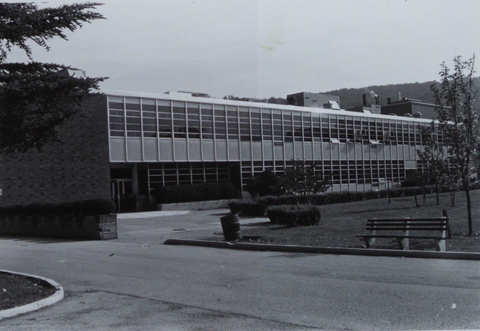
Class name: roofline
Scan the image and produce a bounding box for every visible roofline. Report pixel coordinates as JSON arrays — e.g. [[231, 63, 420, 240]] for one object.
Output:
[[384, 99, 438, 107], [101, 89, 437, 123]]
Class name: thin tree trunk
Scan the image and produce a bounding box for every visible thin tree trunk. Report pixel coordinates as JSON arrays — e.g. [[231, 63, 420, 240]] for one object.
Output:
[[450, 190, 456, 207], [466, 187, 473, 236], [436, 183, 440, 205]]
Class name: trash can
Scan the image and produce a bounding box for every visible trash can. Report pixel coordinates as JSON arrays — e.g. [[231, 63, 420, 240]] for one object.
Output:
[[220, 213, 242, 241]]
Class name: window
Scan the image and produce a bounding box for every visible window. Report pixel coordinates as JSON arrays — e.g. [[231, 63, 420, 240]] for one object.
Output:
[[126, 98, 141, 137], [200, 104, 214, 139], [283, 111, 293, 142], [239, 108, 250, 141], [227, 106, 238, 140], [187, 103, 200, 139], [173, 101, 186, 139], [261, 109, 272, 141], [273, 111, 283, 142], [214, 105, 226, 139], [108, 97, 125, 137], [251, 108, 262, 141], [158, 100, 172, 138], [313, 116, 321, 141], [142, 99, 156, 137], [293, 113, 303, 141]]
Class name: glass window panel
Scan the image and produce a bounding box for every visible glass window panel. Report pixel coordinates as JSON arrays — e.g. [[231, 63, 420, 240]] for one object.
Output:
[[110, 117, 124, 123], [126, 110, 140, 117], [109, 102, 124, 110], [110, 123, 125, 130]]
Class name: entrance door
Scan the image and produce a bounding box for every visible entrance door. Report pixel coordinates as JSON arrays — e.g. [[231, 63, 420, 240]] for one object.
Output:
[[111, 179, 133, 212]]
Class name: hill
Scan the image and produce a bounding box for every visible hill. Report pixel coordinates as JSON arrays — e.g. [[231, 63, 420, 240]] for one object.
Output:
[[225, 78, 480, 109], [324, 77, 480, 109]]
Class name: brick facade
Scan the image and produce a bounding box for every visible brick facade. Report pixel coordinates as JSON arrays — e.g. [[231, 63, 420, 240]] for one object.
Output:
[[0, 95, 111, 207]]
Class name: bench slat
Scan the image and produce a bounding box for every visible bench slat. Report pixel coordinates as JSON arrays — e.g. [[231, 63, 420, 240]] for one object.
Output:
[[357, 234, 447, 240], [366, 223, 447, 226], [367, 218, 447, 221], [365, 226, 448, 231]]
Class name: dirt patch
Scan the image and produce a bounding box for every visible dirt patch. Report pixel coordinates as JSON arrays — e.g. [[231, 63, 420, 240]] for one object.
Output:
[[0, 272, 56, 311]]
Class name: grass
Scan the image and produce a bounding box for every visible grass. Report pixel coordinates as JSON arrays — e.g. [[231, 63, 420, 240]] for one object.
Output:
[[228, 190, 480, 252]]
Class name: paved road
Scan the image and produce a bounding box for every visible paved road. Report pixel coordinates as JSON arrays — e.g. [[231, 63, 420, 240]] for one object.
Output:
[[0, 210, 479, 330]]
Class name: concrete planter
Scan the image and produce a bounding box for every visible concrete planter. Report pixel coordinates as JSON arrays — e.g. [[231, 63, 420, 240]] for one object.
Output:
[[0, 214, 117, 240]]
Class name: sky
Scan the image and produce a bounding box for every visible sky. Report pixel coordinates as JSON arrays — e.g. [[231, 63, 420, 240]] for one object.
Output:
[[7, 0, 480, 99]]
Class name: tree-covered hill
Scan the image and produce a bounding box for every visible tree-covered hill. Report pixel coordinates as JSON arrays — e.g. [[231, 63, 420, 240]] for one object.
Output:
[[225, 77, 480, 109], [325, 77, 480, 109]]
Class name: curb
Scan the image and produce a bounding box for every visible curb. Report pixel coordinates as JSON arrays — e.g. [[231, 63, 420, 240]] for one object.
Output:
[[0, 269, 64, 320], [163, 239, 480, 261]]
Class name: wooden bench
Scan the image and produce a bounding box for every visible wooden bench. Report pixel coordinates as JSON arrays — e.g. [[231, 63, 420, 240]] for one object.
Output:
[[356, 216, 451, 251]]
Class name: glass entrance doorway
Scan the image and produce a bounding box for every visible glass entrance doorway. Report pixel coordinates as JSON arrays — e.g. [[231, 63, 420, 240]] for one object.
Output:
[[110, 179, 133, 212]]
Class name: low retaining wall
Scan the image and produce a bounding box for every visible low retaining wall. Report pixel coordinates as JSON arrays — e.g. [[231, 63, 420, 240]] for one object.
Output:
[[0, 214, 117, 240], [158, 199, 231, 211]]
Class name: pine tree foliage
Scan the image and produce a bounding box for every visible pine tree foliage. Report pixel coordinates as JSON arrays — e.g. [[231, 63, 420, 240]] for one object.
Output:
[[0, 2, 104, 62], [0, 2, 106, 154]]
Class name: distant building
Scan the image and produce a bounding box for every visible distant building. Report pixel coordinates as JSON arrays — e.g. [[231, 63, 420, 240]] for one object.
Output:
[[381, 98, 438, 120], [287, 92, 341, 109], [347, 94, 381, 115]]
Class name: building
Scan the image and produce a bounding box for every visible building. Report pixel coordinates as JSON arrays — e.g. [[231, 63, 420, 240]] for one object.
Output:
[[287, 92, 341, 109], [0, 90, 440, 212], [381, 98, 438, 119], [347, 93, 382, 115]]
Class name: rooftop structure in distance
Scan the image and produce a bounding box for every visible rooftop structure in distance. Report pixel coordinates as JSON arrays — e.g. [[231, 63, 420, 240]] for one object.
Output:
[[381, 97, 438, 119], [0, 89, 443, 212], [347, 93, 381, 115], [287, 92, 341, 109]]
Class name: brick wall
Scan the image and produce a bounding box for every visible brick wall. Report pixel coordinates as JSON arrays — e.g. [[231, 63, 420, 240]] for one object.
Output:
[[0, 95, 111, 207]]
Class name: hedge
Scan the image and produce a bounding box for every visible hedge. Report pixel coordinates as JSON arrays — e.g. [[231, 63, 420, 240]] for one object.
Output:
[[267, 204, 321, 227], [156, 182, 239, 204], [0, 199, 116, 216], [229, 184, 467, 215]]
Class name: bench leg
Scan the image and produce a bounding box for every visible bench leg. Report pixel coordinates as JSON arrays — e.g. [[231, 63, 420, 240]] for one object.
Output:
[[396, 237, 409, 250], [434, 239, 446, 252], [363, 237, 375, 248]]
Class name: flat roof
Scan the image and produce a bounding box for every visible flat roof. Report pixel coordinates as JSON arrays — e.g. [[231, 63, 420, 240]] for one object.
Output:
[[102, 89, 436, 123]]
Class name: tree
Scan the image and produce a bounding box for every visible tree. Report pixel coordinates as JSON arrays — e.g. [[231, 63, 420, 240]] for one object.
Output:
[[416, 122, 448, 205], [278, 160, 331, 199], [245, 170, 282, 198], [0, 2, 106, 154], [431, 55, 480, 236]]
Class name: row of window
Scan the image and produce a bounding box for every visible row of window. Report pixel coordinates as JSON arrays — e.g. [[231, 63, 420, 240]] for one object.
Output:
[[148, 162, 231, 189], [146, 159, 405, 192], [108, 97, 443, 146], [240, 160, 405, 186]]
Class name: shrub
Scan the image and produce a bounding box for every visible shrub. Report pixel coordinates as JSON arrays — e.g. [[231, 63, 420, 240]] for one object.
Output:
[[0, 199, 115, 216], [228, 200, 266, 217], [81, 199, 116, 216], [267, 204, 321, 227], [156, 182, 238, 203]]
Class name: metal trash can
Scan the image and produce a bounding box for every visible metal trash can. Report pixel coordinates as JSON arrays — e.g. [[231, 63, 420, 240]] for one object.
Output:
[[220, 213, 242, 241]]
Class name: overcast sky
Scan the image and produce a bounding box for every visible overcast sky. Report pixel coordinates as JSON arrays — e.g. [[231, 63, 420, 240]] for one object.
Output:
[[8, 0, 480, 99]]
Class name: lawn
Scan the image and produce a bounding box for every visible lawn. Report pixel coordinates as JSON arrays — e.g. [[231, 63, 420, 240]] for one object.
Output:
[[224, 190, 480, 252]]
